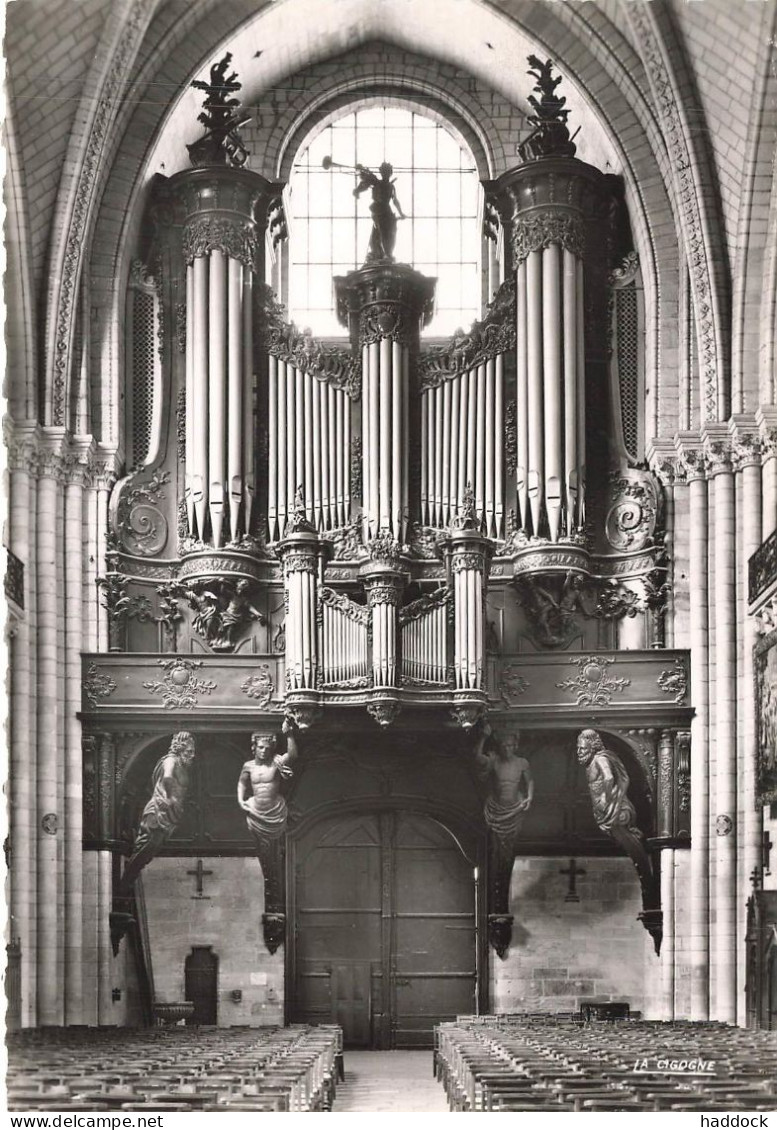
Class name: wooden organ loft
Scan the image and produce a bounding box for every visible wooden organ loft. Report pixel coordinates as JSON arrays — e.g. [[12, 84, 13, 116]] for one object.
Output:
[[81, 57, 692, 1031]]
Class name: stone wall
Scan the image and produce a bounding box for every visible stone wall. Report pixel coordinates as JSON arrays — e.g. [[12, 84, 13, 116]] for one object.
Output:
[[491, 857, 654, 1016], [143, 856, 284, 1027]]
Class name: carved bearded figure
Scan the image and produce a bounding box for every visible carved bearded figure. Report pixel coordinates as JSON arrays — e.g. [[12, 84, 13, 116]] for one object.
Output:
[[121, 731, 196, 892]]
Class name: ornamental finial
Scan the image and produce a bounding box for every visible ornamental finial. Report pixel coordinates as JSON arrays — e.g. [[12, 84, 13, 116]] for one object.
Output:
[[188, 52, 251, 168], [519, 56, 578, 161]]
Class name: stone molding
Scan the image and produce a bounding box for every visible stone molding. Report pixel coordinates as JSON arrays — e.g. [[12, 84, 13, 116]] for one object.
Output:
[[44, 0, 155, 426], [625, 2, 726, 422]]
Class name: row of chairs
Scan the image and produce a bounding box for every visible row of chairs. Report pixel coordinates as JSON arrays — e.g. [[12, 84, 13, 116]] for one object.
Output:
[[434, 1014, 777, 1112], [6, 1023, 344, 1112]]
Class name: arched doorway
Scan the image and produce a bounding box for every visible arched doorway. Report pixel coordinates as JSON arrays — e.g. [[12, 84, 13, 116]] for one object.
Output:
[[290, 809, 479, 1048], [185, 946, 218, 1025]]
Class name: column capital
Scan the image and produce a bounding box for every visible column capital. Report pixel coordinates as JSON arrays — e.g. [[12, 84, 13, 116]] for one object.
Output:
[[701, 426, 734, 477], [756, 406, 777, 460], [162, 165, 283, 274], [647, 440, 679, 486], [675, 435, 706, 482], [486, 157, 613, 268], [728, 416, 762, 471], [334, 261, 436, 349]]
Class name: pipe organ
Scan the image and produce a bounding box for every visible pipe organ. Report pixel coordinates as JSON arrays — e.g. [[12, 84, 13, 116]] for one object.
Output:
[[399, 588, 448, 686], [86, 57, 692, 976], [487, 159, 611, 541], [112, 78, 657, 736], [319, 588, 369, 686], [266, 356, 353, 539], [168, 168, 280, 547]]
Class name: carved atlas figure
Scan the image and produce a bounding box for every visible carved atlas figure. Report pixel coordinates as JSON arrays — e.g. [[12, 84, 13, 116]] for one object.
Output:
[[120, 731, 196, 893], [322, 155, 406, 262], [474, 721, 534, 959], [238, 719, 300, 953]]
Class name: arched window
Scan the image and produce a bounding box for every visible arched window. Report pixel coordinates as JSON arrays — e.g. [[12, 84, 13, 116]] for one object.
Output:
[[287, 105, 482, 336]]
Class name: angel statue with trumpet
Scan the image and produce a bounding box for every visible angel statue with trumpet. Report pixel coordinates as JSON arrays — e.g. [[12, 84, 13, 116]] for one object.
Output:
[[322, 156, 406, 263]]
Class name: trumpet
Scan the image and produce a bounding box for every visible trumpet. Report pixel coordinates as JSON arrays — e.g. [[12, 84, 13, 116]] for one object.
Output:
[[321, 156, 413, 173]]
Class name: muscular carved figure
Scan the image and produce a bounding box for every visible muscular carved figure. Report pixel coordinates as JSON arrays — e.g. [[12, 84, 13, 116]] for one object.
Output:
[[576, 728, 650, 879], [238, 719, 299, 846], [120, 731, 196, 893], [353, 162, 406, 262], [474, 722, 534, 851]]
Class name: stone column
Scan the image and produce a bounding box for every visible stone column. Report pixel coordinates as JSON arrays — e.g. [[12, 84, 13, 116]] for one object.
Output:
[[36, 434, 66, 1024], [758, 409, 777, 540], [705, 429, 737, 1023], [7, 428, 37, 1026], [731, 423, 763, 1023], [678, 441, 710, 1019], [63, 448, 90, 1023]]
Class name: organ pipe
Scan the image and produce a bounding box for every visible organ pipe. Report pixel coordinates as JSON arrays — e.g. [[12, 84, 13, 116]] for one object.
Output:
[[227, 257, 243, 541]]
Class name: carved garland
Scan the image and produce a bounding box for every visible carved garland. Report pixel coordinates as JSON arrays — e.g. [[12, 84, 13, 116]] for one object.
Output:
[[318, 587, 369, 625], [182, 217, 259, 273], [398, 586, 449, 626], [267, 325, 361, 399], [511, 211, 585, 265], [418, 279, 517, 388]]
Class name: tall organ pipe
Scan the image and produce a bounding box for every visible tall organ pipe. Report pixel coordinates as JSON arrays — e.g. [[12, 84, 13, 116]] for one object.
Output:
[[526, 251, 544, 534], [562, 249, 578, 534], [242, 270, 254, 535], [516, 259, 529, 529], [227, 257, 243, 541], [542, 242, 562, 542], [191, 255, 208, 539], [208, 249, 226, 547], [185, 263, 195, 533]]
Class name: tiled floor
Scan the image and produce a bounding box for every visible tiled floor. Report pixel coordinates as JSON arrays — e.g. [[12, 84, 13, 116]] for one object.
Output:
[[332, 1050, 450, 1112]]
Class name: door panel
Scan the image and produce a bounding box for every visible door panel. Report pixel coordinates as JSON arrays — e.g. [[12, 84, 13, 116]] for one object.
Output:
[[293, 809, 476, 1048], [184, 946, 218, 1025], [392, 814, 477, 1046]]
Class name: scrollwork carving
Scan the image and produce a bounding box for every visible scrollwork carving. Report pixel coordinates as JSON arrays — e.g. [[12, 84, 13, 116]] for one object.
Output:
[[117, 470, 171, 557], [142, 659, 217, 709], [241, 666, 275, 706], [398, 586, 448, 626], [605, 472, 658, 551], [418, 279, 516, 387], [556, 655, 631, 707], [319, 587, 369, 625], [657, 658, 688, 705], [83, 663, 117, 709]]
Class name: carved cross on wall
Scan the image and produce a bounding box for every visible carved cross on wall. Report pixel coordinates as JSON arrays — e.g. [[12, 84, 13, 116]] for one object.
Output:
[[749, 866, 762, 891], [560, 858, 585, 902], [187, 858, 213, 899]]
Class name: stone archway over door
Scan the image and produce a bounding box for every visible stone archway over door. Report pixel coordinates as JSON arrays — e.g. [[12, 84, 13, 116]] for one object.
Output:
[[291, 810, 477, 1048], [185, 946, 218, 1025]]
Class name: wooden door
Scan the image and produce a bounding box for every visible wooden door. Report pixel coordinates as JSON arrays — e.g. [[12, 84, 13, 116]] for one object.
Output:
[[292, 810, 476, 1048], [391, 813, 477, 1046], [185, 945, 218, 1025]]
